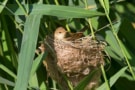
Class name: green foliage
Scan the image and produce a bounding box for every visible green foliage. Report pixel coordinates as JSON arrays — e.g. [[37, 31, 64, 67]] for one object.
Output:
[[74, 68, 100, 90], [0, 0, 135, 90]]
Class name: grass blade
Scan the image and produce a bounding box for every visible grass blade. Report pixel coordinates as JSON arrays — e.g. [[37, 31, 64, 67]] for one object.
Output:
[[14, 14, 42, 90], [97, 66, 128, 90], [3, 4, 104, 18], [0, 64, 16, 79], [0, 76, 15, 87]]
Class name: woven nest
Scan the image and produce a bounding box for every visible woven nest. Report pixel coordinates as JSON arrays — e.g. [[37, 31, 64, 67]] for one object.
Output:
[[44, 34, 104, 90]]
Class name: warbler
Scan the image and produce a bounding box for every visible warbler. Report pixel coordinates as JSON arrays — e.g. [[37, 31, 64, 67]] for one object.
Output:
[[54, 27, 84, 41]]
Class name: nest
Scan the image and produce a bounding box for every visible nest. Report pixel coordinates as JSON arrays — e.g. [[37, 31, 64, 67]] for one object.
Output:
[[44, 34, 104, 90]]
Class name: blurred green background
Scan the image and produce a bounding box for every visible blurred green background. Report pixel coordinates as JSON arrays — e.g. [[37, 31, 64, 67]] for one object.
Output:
[[0, 0, 135, 90]]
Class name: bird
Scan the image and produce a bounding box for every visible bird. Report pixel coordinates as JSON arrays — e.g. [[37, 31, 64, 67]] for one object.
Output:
[[54, 27, 84, 41], [44, 27, 104, 90]]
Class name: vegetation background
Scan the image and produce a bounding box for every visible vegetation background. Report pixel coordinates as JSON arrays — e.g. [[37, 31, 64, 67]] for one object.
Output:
[[0, 0, 135, 90]]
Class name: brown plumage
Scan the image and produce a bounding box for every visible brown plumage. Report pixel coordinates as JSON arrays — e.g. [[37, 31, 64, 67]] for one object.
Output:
[[44, 27, 104, 90], [54, 27, 84, 41]]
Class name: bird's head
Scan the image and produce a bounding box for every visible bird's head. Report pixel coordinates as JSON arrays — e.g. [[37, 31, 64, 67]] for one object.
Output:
[[54, 27, 69, 40]]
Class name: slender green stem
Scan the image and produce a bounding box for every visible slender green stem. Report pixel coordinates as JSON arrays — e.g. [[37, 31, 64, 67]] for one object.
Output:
[[67, 79, 73, 90], [84, 0, 88, 9], [84, 0, 95, 38], [104, 2, 135, 79], [15, 0, 28, 16], [52, 80, 57, 89], [88, 19, 95, 38], [26, 0, 29, 14], [101, 65, 110, 90], [0, 64, 17, 79], [66, 24, 71, 32], [9, 16, 23, 34], [5, 84, 8, 90], [54, 0, 59, 5]]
